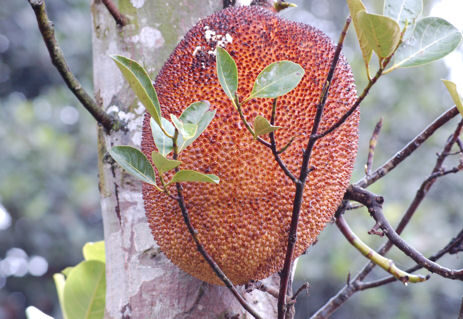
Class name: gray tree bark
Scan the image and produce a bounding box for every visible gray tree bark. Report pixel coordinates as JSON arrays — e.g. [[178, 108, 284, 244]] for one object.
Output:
[[91, 0, 279, 318]]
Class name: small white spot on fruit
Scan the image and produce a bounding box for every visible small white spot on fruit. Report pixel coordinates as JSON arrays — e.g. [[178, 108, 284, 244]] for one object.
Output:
[[193, 46, 202, 56]]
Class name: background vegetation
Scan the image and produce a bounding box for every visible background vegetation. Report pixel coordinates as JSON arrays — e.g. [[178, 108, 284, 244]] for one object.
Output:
[[0, 0, 461, 318]]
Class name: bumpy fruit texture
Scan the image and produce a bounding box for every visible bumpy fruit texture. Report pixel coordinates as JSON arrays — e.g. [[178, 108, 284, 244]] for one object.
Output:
[[141, 6, 359, 285]]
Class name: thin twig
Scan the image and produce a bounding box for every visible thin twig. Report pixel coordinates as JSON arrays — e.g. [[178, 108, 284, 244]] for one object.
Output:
[[312, 117, 463, 318], [172, 136, 262, 319], [357, 106, 459, 188], [357, 227, 463, 290], [346, 185, 463, 280], [365, 118, 383, 175], [28, 0, 117, 131], [277, 17, 351, 319], [247, 281, 281, 299], [316, 54, 393, 140], [291, 282, 310, 301], [336, 213, 428, 284], [269, 98, 298, 183], [101, 0, 129, 26]]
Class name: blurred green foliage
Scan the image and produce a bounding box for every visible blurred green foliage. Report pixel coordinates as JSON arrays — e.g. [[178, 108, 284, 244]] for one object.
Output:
[[0, 1, 101, 318], [0, 0, 462, 318]]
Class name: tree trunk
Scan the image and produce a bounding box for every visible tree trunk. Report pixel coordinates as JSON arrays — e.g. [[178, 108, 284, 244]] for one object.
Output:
[[91, 0, 279, 318]]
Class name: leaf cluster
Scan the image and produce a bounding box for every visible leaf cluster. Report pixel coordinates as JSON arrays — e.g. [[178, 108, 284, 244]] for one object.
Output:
[[109, 56, 220, 192], [347, 0, 462, 77]]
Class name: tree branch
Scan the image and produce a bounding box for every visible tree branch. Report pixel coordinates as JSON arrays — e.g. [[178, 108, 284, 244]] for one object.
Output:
[[336, 213, 428, 284], [346, 185, 463, 280], [357, 106, 459, 188], [28, 0, 117, 131], [365, 118, 383, 175], [101, 0, 129, 26], [311, 117, 463, 318], [357, 227, 463, 290], [277, 17, 351, 319]]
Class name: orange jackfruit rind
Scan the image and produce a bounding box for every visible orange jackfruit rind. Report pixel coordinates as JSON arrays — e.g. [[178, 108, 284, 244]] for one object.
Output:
[[141, 6, 359, 285]]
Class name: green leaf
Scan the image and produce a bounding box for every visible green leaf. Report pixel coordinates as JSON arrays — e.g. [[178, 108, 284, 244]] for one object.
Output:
[[180, 101, 210, 125], [384, 0, 422, 30], [178, 101, 216, 152], [442, 80, 463, 118], [111, 55, 162, 126], [169, 170, 219, 184], [63, 260, 106, 319], [150, 117, 175, 156], [152, 151, 182, 175], [248, 61, 305, 99], [357, 11, 401, 58], [62, 267, 73, 278], [387, 17, 462, 71], [253, 115, 281, 136], [109, 146, 156, 185], [171, 115, 198, 140], [82, 241, 105, 263], [54, 273, 68, 319], [216, 47, 238, 102], [346, 0, 373, 74]]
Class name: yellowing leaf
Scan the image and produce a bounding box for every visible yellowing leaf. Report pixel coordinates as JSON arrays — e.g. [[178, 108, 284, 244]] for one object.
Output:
[[357, 11, 401, 58], [442, 79, 463, 118], [346, 0, 372, 75]]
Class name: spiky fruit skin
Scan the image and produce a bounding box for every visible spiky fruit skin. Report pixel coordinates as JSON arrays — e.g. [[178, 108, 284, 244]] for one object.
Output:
[[141, 6, 359, 285]]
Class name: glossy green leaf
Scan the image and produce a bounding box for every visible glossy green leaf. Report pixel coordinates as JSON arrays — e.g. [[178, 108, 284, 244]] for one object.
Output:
[[357, 11, 401, 58], [384, 0, 422, 30], [387, 17, 462, 71], [63, 260, 106, 319], [169, 170, 219, 184], [111, 55, 162, 126], [253, 115, 281, 136], [83, 241, 105, 263], [109, 146, 156, 185], [171, 115, 197, 140], [248, 61, 305, 99], [216, 47, 238, 101], [150, 117, 175, 156], [178, 101, 216, 152], [152, 151, 182, 174], [346, 0, 372, 73], [53, 273, 68, 319], [442, 80, 463, 118]]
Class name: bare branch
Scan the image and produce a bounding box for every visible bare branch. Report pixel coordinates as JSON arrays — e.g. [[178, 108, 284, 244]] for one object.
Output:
[[316, 55, 393, 140], [357, 106, 460, 188], [365, 118, 383, 175], [278, 16, 351, 319], [246, 281, 281, 299], [313, 118, 463, 317], [346, 185, 463, 280], [28, 0, 117, 131], [101, 0, 129, 26], [357, 227, 463, 290], [336, 213, 428, 283]]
